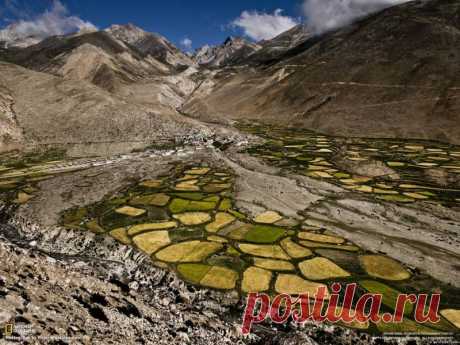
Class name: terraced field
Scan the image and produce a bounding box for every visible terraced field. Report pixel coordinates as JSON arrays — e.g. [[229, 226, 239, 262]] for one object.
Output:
[[55, 164, 460, 334], [1, 142, 459, 335], [0, 150, 83, 205], [238, 123, 460, 206]]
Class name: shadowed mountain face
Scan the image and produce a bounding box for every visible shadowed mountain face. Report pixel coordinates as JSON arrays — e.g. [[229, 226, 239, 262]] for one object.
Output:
[[240, 24, 311, 66], [183, 0, 460, 144], [194, 36, 262, 67]]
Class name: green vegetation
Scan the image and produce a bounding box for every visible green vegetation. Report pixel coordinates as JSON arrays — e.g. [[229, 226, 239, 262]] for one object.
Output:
[[244, 225, 286, 244], [48, 162, 459, 336], [169, 198, 217, 213], [178, 264, 211, 284], [359, 280, 413, 316]]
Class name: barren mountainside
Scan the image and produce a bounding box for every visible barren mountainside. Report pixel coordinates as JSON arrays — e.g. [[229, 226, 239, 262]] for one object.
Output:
[[183, 0, 460, 144], [0, 30, 174, 91], [194, 36, 262, 67], [0, 25, 204, 154], [238, 24, 311, 66], [0, 0, 460, 155], [106, 24, 194, 67], [0, 62, 201, 153]]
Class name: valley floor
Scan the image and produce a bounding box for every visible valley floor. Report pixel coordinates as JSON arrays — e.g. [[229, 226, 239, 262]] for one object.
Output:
[[0, 121, 459, 345]]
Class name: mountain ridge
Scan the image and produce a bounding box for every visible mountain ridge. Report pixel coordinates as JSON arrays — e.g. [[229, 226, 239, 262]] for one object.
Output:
[[106, 24, 193, 67], [193, 36, 261, 67], [1, 0, 460, 153], [182, 0, 460, 144]]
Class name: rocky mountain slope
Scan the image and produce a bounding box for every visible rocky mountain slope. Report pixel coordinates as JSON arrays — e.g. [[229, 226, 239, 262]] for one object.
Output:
[[239, 24, 311, 66], [0, 26, 204, 154], [0, 84, 23, 152], [106, 24, 193, 67], [183, 0, 460, 144], [194, 37, 261, 67], [0, 30, 172, 92], [1, 0, 460, 153], [0, 62, 204, 153]]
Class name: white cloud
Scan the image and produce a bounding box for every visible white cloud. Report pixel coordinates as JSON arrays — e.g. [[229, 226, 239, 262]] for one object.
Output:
[[303, 0, 410, 35], [180, 37, 193, 50], [0, 0, 97, 44], [232, 9, 299, 41]]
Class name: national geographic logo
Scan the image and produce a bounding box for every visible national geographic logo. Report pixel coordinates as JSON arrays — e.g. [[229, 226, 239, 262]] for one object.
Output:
[[0, 312, 14, 338], [3, 323, 13, 337]]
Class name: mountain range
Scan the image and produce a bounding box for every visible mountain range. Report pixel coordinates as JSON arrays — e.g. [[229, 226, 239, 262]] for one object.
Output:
[[1, 0, 459, 154], [184, 0, 460, 144]]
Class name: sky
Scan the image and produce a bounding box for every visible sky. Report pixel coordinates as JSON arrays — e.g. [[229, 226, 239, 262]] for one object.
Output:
[[0, 0, 409, 51], [0, 0, 304, 49]]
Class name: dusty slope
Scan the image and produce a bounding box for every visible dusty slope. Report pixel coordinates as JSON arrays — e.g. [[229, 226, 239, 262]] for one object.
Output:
[[183, 0, 460, 144], [0, 62, 201, 153], [0, 31, 172, 93], [0, 84, 23, 152], [0, 28, 204, 132]]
